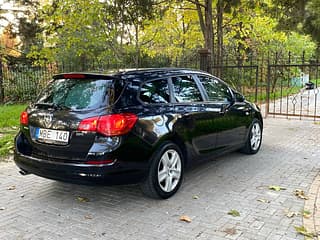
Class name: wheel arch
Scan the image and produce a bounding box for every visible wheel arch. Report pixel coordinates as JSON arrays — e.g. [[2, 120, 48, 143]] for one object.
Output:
[[253, 111, 263, 129], [152, 133, 190, 169]]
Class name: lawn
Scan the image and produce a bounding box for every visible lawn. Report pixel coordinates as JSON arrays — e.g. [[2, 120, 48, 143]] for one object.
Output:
[[0, 104, 27, 157]]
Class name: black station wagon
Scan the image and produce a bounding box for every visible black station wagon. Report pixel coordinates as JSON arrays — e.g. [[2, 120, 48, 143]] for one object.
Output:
[[14, 68, 263, 199]]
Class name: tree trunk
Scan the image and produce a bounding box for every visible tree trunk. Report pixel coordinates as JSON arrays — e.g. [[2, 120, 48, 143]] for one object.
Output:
[[134, 24, 140, 68], [204, 0, 213, 73], [0, 58, 4, 103], [194, 0, 214, 73], [216, 0, 223, 77]]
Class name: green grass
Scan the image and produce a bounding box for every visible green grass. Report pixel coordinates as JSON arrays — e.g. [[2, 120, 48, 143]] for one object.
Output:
[[0, 104, 26, 157], [0, 104, 27, 128], [0, 129, 18, 156]]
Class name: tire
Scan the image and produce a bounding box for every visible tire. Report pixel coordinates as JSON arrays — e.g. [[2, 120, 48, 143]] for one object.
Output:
[[241, 119, 262, 154], [140, 142, 184, 199]]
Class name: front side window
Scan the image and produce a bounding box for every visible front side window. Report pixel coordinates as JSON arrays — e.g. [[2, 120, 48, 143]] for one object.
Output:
[[139, 79, 169, 104], [198, 75, 233, 102], [172, 75, 202, 103]]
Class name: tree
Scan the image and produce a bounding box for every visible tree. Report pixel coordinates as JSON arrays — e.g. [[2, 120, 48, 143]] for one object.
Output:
[[271, 0, 307, 31], [15, 1, 43, 55], [23, 0, 317, 68], [28, 0, 162, 67], [141, 1, 202, 63], [271, 0, 320, 52], [0, 24, 21, 58], [303, 0, 320, 52], [186, 0, 213, 71], [0, 0, 42, 59]]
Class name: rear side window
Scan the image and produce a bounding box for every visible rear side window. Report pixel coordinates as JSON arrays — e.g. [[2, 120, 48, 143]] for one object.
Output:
[[139, 79, 170, 104], [172, 75, 202, 102], [198, 75, 233, 102], [36, 78, 115, 110]]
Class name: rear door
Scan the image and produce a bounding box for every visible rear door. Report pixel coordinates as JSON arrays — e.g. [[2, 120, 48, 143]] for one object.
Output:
[[170, 75, 219, 155]]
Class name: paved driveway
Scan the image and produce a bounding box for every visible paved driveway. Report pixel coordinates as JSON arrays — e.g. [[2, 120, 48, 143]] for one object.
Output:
[[0, 118, 319, 240]]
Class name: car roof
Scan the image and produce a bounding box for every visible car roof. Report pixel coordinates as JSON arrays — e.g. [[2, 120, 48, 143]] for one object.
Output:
[[114, 68, 210, 80], [54, 68, 211, 82]]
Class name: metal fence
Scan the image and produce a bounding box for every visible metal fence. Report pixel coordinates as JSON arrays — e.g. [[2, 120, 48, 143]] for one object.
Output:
[[0, 51, 319, 119], [0, 56, 200, 103]]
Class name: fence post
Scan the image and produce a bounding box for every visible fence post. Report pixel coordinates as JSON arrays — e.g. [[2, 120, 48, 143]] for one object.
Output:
[[0, 58, 4, 103], [198, 48, 212, 73]]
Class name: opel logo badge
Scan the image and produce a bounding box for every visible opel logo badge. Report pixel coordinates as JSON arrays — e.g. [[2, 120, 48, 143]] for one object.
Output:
[[44, 114, 53, 127]]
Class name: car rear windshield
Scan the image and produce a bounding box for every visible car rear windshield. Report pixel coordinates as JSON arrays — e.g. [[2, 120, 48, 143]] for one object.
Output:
[[35, 78, 118, 110]]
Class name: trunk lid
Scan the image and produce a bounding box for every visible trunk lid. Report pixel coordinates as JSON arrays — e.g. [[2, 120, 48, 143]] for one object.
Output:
[[23, 73, 124, 161]]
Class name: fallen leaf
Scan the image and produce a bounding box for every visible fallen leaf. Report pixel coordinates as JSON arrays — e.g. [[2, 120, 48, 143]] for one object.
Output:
[[257, 198, 270, 203], [77, 197, 89, 203], [193, 195, 199, 200], [294, 189, 309, 200], [269, 185, 286, 191], [294, 226, 316, 238], [228, 210, 240, 217], [0, 207, 5, 211], [302, 210, 312, 219], [180, 215, 192, 223], [286, 211, 300, 218], [223, 227, 237, 235], [84, 215, 93, 220], [7, 186, 16, 190]]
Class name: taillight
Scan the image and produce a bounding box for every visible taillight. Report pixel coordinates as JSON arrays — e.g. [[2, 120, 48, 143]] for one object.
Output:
[[20, 111, 29, 125], [78, 113, 138, 136], [97, 113, 138, 136], [77, 117, 98, 131]]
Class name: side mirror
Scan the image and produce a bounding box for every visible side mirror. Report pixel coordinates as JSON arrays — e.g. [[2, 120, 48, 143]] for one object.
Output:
[[234, 92, 245, 102]]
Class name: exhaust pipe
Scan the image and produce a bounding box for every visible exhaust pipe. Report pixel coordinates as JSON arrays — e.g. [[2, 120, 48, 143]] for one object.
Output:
[[19, 170, 30, 176]]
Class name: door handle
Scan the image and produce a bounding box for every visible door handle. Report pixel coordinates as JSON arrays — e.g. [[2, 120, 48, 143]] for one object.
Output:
[[220, 104, 229, 115]]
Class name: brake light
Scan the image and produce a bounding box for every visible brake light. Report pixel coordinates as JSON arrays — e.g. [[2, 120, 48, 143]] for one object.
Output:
[[63, 74, 86, 79], [20, 111, 29, 125], [78, 113, 138, 136]]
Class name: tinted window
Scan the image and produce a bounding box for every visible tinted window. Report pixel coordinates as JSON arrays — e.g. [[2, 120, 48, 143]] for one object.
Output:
[[36, 78, 113, 110], [198, 75, 232, 102], [140, 79, 169, 104], [172, 75, 202, 102]]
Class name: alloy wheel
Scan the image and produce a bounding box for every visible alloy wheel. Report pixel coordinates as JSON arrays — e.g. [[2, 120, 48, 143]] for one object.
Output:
[[157, 149, 182, 193], [250, 122, 261, 151]]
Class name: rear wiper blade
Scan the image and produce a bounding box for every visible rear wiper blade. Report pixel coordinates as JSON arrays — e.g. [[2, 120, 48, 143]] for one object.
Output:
[[53, 104, 71, 110], [34, 102, 55, 108], [34, 102, 70, 110]]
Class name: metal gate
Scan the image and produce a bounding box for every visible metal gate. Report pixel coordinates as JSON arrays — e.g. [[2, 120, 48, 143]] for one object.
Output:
[[267, 64, 320, 120]]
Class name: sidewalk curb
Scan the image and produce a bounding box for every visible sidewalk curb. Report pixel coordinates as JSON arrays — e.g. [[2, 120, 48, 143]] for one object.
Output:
[[304, 173, 320, 239]]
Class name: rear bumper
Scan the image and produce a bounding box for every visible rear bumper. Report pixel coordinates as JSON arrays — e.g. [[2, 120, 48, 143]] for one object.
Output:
[[14, 134, 148, 185]]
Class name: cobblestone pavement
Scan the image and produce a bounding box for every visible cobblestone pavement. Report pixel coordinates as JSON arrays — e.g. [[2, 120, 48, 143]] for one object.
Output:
[[0, 118, 319, 240]]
